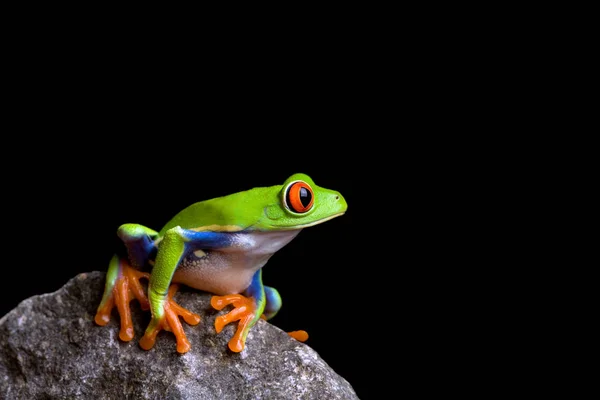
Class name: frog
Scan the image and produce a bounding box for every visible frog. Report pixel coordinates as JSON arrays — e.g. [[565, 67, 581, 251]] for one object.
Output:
[[94, 173, 347, 354]]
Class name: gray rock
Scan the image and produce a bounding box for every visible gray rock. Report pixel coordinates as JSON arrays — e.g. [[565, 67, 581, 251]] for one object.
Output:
[[0, 272, 358, 399]]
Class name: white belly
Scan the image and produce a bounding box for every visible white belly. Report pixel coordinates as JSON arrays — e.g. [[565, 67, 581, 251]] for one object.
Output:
[[172, 229, 301, 295]]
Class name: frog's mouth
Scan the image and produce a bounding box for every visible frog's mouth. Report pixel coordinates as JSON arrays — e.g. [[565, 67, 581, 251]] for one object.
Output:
[[278, 212, 346, 229], [301, 212, 345, 227]]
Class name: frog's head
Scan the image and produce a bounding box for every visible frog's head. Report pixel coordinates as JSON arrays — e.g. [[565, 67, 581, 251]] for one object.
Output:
[[256, 173, 347, 230]]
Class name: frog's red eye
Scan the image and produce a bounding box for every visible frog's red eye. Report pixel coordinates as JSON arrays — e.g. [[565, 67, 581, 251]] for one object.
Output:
[[284, 181, 314, 213]]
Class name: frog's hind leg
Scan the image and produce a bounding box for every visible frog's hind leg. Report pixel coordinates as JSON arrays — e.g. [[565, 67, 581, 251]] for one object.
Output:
[[263, 285, 308, 342], [262, 285, 282, 320], [95, 255, 150, 341], [95, 223, 159, 341], [117, 223, 159, 269]]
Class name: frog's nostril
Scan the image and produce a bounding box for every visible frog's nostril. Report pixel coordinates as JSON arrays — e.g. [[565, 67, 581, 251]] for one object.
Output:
[[335, 195, 339, 200]]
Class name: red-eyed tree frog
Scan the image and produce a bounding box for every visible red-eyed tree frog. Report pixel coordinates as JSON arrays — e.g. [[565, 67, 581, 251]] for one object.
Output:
[[95, 173, 347, 354]]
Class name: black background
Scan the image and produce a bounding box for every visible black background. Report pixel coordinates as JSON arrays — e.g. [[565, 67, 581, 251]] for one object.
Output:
[[0, 31, 457, 398], [0, 134, 387, 398], [0, 97, 488, 399], [0, 16, 523, 399]]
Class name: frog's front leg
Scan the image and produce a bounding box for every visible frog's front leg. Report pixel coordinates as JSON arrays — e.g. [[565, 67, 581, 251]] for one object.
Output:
[[95, 224, 158, 341], [138, 227, 233, 354]]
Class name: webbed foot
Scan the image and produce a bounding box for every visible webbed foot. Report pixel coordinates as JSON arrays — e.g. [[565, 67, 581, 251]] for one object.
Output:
[[95, 258, 150, 341], [139, 284, 201, 354], [211, 294, 260, 353]]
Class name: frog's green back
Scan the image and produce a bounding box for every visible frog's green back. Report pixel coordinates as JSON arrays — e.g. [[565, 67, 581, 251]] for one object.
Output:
[[157, 185, 280, 236]]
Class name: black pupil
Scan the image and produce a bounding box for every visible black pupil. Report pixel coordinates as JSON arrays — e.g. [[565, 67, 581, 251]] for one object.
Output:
[[299, 187, 312, 207]]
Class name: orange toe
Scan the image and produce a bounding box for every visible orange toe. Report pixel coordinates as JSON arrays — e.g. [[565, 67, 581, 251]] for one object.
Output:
[[288, 330, 309, 342], [139, 284, 200, 354], [94, 296, 114, 326], [138, 327, 158, 351], [123, 266, 150, 310]]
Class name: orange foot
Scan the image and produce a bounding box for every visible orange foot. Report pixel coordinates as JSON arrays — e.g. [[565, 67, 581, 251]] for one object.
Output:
[[258, 315, 309, 342], [138, 284, 201, 354], [288, 330, 309, 342], [211, 294, 259, 353], [95, 262, 150, 342]]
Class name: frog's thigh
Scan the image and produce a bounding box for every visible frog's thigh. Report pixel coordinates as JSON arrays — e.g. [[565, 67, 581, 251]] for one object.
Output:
[[117, 223, 158, 267], [263, 286, 282, 320]]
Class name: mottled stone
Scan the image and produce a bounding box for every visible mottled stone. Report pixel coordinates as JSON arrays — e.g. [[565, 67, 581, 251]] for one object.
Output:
[[0, 272, 358, 399]]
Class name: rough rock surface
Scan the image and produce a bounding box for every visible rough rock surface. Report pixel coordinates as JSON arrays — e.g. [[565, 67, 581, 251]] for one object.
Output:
[[0, 272, 358, 399]]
